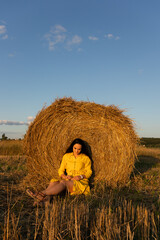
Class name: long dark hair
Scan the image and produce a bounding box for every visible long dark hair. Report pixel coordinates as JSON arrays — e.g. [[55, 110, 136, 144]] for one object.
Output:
[[65, 138, 89, 156]]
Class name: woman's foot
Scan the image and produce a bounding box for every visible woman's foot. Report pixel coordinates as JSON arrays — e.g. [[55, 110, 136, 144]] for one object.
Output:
[[26, 189, 47, 202]]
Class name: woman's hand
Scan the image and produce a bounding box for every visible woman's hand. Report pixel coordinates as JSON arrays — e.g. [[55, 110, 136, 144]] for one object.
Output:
[[66, 175, 72, 180], [61, 174, 72, 180], [72, 175, 85, 181]]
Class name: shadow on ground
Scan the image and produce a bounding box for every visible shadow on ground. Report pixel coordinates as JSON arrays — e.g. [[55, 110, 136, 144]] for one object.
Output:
[[134, 155, 160, 174]]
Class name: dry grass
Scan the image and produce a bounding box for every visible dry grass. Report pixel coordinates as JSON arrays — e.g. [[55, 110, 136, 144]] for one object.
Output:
[[2, 192, 160, 240], [1, 139, 160, 239], [0, 146, 160, 239], [0, 140, 23, 156], [131, 147, 160, 198], [24, 97, 138, 190], [136, 145, 160, 158]]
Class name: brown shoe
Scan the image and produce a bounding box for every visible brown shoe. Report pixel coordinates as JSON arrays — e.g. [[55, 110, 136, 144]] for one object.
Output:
[[26, 189, 46, 202]]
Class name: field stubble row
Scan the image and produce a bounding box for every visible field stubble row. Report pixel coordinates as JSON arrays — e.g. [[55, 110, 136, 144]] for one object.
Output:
[[0, 142, 160, 239]]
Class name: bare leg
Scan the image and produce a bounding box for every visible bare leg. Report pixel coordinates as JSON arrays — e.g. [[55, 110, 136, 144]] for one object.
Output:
[[41, 180, 73, 196], [61, 180, 73, 193], [32, 181, 66, 206], [27, 180, 74, 206], [42, 182, 59, 193]]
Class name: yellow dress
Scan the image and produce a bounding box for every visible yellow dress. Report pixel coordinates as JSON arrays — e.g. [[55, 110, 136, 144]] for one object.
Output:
[[50, 152, 92, 195]]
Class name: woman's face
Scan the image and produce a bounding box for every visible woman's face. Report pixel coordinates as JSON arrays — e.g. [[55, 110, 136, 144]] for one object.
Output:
[[73, 143, 82, 157]]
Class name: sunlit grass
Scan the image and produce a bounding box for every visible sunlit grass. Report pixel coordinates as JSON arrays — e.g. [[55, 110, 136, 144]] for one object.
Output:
[[0, 145, 160, 239], [0, 140, 23, 156]]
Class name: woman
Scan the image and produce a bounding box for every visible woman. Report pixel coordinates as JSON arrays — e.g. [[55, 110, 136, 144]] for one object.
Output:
[[26, 138, 92, 203]]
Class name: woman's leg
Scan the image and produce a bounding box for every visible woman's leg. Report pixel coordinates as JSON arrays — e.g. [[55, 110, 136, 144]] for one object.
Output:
[[41, 180, 73, 196], [60, 180, 73, 193], [27, 180, 74, 205], [42, 181, 59, 193], [32, 181, 65, 205]]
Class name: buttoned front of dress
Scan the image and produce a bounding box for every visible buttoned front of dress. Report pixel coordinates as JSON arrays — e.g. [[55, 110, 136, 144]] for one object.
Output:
[[58, 152, 92, 179], [57, 152, 92, 195]]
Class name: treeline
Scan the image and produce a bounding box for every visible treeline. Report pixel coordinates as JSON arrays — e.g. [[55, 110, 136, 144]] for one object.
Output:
[[140, 138, 160, 148], [0, 133, 22, 141]]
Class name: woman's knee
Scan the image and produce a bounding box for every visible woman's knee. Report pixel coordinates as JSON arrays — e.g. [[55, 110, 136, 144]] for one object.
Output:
[[60, 180, 73, 190], [60, 180, 67, 186]]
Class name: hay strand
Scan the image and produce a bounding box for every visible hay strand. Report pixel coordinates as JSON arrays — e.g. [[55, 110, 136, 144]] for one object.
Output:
[[24, 97, 138, 190]]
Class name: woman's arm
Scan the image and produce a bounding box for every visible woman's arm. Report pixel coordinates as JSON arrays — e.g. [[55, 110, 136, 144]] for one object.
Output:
[[58, 155, 67, 177], [83, 156, 92, 179], [61, 174, 72, 180], [71, 174, 86, 181], [72, 156, 92, 181], [59, 154, 72, 180]]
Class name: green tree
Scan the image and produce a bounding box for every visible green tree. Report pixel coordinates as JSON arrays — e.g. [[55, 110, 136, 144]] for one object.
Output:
[[1, 133, 8, 141]]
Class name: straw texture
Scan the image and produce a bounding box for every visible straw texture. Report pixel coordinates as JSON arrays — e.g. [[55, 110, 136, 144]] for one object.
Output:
[[24, 97, 138, 190]]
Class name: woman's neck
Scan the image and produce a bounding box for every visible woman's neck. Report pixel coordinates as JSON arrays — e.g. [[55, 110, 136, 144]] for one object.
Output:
[[73, 153, 80, 158]]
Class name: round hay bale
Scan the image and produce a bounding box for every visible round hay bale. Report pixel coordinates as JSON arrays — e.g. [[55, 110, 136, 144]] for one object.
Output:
[[24, 97, 138, 190]]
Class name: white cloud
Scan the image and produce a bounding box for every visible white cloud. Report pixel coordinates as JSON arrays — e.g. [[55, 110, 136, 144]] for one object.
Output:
[[68, 35, 82, 45], [8, 53, 15, 57], [44, 25, 82, 51], [106, 33, 114, 39], [0, 25, 6, 34], [48, 41, 55, 51], [115, 36, 120, 40], [77, 48, 83, 52], [0, 116, 35, 126], [50, 24, 67, 34], [44, 24, 67, 51], [49, 34, 66, 51], [0, 24, 8, 40], [0, 120, 28, 126], [105, 33, 120, 40], [88, 36, 99, 41], [66, 35, 82, 51], [27, 116, 34, 124], [2, 34, 8, 40]]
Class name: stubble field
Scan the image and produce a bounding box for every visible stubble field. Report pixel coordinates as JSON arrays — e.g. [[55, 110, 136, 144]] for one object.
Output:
[[0, 140, 160, 240]]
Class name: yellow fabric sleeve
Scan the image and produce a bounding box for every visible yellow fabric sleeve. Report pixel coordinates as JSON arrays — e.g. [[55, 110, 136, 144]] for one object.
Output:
[[58, 155, 66, 177], [83, 156, 92, 179]]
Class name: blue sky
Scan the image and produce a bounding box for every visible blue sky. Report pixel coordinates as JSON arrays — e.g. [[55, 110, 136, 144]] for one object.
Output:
[[0, 0, 160, 139]]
